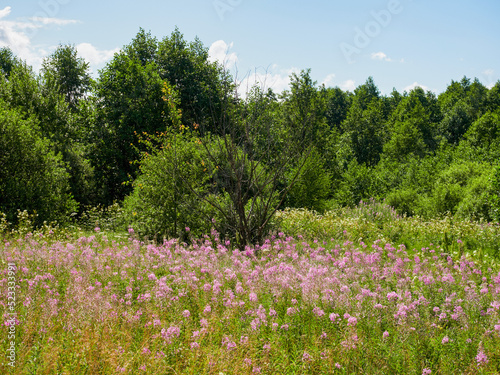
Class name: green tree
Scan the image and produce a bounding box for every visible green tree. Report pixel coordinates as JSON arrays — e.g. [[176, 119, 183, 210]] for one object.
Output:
[[156, 27, 229, 134], [438, 77, 488, 144], [41, 44, 92, 111], [384, 87, 441, 160], [341, 99, 386, 166], [0, 101, 77, 224], [123, 128, 213, 240], [325, 86, 352, 131], [92, 32, 167, 203], [353, 76, 380, 110], [281, 70, 331, 155], [0, 47, 17, 78], [284, 147, 331, 212], [0, 58, 95, 208]]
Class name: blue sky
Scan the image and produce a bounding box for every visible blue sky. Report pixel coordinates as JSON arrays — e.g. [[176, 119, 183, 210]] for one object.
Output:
[[1, 0, 499, 95]]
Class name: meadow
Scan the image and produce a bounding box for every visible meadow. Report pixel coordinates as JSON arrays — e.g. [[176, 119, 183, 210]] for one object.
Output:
[[1, 202, 500, 374]]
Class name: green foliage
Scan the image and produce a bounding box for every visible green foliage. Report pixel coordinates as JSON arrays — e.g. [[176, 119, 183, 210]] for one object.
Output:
[[0, 55, 96, 209], [438, 77, 489, 144], [78, 203, 126, 232], [3, 27, 500, 239], [92, 39, 167, 203], [281, 69, 330, 150], [278, 200, 500, 259], [0, 101, 77, 225], [123, 129, 214, 241], [285, 147, 331, 212], [333, 159, 374, 207], [384, 159, 496, 220], [0, 47, 17, 78], [156, 27, 230, 133], [490, 165, 500, 222], [41, 44, 93, 111], [341, 90, 386, 166], [325, 86, 351, 130]]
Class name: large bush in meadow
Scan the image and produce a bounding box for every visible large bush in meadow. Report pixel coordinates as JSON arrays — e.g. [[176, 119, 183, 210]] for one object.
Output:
[[123, 130, 214, 241]]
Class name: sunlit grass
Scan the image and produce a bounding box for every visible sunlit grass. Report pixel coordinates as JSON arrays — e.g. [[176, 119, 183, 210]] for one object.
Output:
[[2, 215, 500, 374]]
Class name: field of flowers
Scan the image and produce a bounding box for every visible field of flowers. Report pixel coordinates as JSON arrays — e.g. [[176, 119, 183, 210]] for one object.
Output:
[[2, 210, 500, 374]]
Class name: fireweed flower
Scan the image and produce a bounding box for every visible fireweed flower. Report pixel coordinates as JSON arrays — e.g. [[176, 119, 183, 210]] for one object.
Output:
[[302, 352, 311, 362], [287, 307, 297, 316], [313, 307, 325, 317], [476, 349, 488, 365], [161, 326, 180, 344], [383, 331, 389, 338], [183, 310, 191, 318], [422, 368, 432, 375], [347, 316, 358, 327], [329, 313, 340, 322], [441, 336, 450, 344]]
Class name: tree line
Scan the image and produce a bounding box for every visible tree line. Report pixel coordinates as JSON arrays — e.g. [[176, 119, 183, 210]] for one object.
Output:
[[1, 28, 500, 245]]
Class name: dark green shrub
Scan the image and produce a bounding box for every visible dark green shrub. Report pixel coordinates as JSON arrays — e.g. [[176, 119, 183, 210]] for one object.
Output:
[[0, 101, 77, 225]]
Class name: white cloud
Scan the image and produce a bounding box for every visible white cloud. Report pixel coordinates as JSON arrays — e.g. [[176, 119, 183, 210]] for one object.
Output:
[[207, 40, 300, 97], [29, 17, 80, 26], [371, 51, 392, 62], [208, 40, 238, 68], [482, 70, 496, 89], [236, 66, 300, 96], [340, 79, 356, 92], [0, 6, 11, 19], [403, 82, 430, 92], [483, 69, 494, 76], [0, 7, 116, 74], [321, 73, 336, 87], [0, 6, 83, 70], [76, 42, 120, 73]]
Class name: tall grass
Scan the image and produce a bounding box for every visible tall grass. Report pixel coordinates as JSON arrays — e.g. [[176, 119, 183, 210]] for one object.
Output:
[[276, 199, 500, 262], [2, 220, 500, 374]]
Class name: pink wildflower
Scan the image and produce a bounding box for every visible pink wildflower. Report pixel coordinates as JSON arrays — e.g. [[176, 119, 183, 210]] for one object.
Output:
[[190, 342, 200, 349], [476, 347, 488, 365], [347, 316, 358, 327]]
